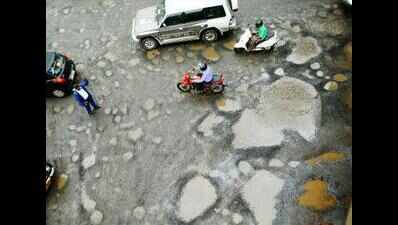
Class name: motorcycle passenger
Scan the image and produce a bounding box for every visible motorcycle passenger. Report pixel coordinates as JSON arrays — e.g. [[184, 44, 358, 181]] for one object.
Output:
[[192, 62, 214, 92]]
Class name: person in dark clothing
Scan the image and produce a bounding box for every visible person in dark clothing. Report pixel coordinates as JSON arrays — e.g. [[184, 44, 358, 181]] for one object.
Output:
[[72, 79, 100, 115]]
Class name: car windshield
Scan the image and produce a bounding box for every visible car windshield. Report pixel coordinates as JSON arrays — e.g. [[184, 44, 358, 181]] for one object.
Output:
[[46, 52, 56, 71], [156, 0, 166, 23], [47, 53, 65, 78]]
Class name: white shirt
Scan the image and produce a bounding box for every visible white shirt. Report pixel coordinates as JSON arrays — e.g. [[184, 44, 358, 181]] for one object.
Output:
[[74, 88, 89, 100], [194, 67, 214, 83]]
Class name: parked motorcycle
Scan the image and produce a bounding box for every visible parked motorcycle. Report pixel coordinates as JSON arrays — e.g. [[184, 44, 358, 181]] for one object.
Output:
[[177, 69, 225, 95], [234, 28, 279, 53]]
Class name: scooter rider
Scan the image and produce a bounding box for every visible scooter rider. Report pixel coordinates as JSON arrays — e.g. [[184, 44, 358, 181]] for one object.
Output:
[[255, 19, 268, 42], [248, 19, 269, 50], [192, 62, 214, 92]]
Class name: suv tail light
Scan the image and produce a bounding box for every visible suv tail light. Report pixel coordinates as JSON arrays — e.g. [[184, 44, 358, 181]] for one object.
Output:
[[229, 0, 239, 11]]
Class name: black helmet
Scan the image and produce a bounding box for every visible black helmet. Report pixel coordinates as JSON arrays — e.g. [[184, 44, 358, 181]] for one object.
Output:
[[198, 62, 207, 71], [256, 19, 263, 28]]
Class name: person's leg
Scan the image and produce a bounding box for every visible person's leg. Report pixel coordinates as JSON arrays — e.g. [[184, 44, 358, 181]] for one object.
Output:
[[204, 81, 212, 91], [192, 82, 200, 90], [83, 101, 93, 114], [193, 82, 204, 93], [248, 36, 258, 50], [198, 82, 205, 92], [256, 38, 264, 45], [254, 35, 262, 44], [88, 96, 100, 109]]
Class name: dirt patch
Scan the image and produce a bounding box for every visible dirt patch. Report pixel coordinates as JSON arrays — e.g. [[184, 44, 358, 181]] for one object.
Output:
[[333, 74, 348, 82], [201, 47, 221, 62], [343, 89, 352, 111], [297, 179, 337, 211], [146, 49, 160, 60], [306, 151, 345, 166], [223, 39, 236, 51], [189, 43, 207, 51], [344, 41, 352, 64], [216, 98, 226, 108]]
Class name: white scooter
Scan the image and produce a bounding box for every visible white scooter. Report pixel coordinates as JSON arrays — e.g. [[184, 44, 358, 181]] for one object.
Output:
[[234, 28, 279, 53]]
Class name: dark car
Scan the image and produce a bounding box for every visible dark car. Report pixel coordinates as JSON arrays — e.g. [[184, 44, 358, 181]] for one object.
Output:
[[46, 52, 78, 98], [46, 162, 55, 192]]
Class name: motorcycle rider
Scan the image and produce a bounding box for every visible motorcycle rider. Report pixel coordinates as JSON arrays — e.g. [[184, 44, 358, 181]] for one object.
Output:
[[248, 19, 269, 50], [255, 19, 269, 42], [192, 62, 214, 92]]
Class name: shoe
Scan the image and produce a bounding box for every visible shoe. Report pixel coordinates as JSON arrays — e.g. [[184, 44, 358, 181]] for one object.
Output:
[[94, 106, 101, 110], [88, 111, 95, 115]]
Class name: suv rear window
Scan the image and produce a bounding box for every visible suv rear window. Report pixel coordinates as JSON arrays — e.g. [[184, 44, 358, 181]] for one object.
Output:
[[204, 6, 226, 19], [183, 10, 205, 23], [164, 14, 183, 26], [163, 5, 226, 26]]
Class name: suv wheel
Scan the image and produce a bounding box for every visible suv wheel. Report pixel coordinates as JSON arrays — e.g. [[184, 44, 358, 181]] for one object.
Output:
[[201, 29, 219, 43], [141, 37, 159, 50], [52, 89, 65, 98]]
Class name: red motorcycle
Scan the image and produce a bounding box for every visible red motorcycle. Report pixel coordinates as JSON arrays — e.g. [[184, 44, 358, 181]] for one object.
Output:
[[177, 69, 225, 94]]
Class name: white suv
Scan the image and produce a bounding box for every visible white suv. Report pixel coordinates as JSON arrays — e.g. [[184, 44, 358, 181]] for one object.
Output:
[[131, 0, 239, 50]]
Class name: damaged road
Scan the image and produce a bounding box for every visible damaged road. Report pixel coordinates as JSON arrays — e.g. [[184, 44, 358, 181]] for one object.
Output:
[[46, 0, 352, 224]]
